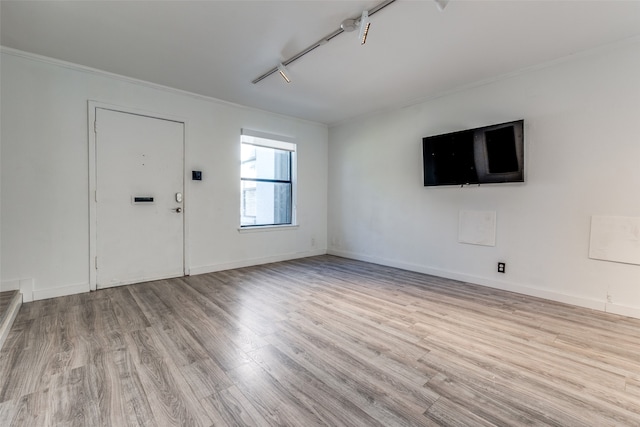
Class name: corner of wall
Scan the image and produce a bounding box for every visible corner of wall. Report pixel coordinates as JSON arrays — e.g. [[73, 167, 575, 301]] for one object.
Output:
[[1, 278, 34, 302]]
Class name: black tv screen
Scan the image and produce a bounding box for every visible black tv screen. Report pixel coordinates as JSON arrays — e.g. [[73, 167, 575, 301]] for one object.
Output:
[[423, 120, 524, 186]]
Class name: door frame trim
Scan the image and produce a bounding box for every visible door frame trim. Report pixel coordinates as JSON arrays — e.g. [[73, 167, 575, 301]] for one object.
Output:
[[88, 101, 190, 291]]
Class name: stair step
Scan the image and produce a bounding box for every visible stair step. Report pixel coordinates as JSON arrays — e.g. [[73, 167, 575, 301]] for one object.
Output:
[[0, 290, 22, 351]]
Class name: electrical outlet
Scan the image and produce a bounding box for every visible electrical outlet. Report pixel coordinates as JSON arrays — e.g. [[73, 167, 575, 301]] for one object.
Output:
[[497, 262, 506, 273]]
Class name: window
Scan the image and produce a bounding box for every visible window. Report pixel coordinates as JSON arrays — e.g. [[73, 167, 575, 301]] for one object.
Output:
[[241, 129, 296, 227]]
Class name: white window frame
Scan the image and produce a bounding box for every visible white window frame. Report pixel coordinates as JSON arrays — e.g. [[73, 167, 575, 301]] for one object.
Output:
[[240, 129, 297, 230]]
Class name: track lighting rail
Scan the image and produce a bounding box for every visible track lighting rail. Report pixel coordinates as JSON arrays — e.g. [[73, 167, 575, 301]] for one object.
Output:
[[251, 0, 398, 84]]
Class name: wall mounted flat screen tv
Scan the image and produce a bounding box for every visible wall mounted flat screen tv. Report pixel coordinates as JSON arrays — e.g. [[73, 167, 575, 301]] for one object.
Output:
[[423, 120, 524, 186]]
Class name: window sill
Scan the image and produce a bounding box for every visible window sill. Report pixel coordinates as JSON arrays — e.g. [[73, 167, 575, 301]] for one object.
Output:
[[238, 224, 299, 233]]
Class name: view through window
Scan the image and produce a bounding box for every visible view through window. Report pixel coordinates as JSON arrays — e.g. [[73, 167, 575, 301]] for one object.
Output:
[[241, 130, 296, 227]]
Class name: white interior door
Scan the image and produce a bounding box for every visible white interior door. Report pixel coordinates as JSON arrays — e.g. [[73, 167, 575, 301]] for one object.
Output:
[[95, 108, 184, 288]]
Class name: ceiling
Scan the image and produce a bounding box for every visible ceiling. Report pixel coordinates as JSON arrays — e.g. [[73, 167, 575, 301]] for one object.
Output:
[[2, 1, 639, 126]]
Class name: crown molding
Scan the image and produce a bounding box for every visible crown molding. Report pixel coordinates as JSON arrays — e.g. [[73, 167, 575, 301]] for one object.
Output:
[[0, 46, 326, 128]]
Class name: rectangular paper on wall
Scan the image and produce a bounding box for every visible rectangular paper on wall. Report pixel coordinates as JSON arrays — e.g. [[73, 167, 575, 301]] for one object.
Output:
[[589, 216, 640, 266], [458, 210, 497, 247]]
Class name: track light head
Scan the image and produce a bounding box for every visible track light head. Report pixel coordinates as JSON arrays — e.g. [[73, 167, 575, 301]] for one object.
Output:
[[277, 63, 291, 83], [341, 10, 370, 45], [358, 11, 371, 45]]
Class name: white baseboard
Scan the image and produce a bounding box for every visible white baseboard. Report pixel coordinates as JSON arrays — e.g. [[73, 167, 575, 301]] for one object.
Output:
[[8, 250, 636, 319], [605, 303, 640, 319], [2, 278, 35, 302], [32, 282, 90, 301], [327, 249, 628, 318], [190, 249, 327, 276], [2, 250, 327, 302], [97, 271, 187, 290]]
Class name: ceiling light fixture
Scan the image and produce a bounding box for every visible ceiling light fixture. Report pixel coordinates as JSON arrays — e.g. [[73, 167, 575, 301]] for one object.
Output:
[[358, 11, 371, 45], [277, 63, 291, 83], [252, 0, 448, 84], [341, 10, 371, 45], [340, 18, 358, 33]]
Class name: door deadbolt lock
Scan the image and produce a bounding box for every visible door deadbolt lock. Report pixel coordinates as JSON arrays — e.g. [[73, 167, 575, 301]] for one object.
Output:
[[176, 192, 183, 203]]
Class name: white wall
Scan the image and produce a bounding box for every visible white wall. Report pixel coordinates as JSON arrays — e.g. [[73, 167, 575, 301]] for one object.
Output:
[[0, 49, 328, 301], [328, 40, 640, 318]]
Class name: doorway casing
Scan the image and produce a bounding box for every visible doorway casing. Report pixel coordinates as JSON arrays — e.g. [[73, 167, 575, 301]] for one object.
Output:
[[87, 101, 191, 291]]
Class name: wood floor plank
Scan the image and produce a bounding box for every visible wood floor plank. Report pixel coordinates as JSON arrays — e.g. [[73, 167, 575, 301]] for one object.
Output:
[[226, 361, 327, 427], [413, 309, 630, 393], [107, 287, 152, 333], [429, 328, 640, 420], [148, 323, 210, 367], [124, 328, 212, 427], [49, 365, 101, 426], [4, 389, 52, 426], [425, 372, 538, 426], [0, 398, 17, 426], [418, 336, 635, 425], [284, 308, 437, 398], [626, 378, 640, 398], [2, 255, 640, 426], [293, 299, 431, 365], [247, 343, 386, 427], [282, 316, 440, 415], [266, 323, 439, 426], [181, 357, 233, 399], [424, 395, 498, 427], [422, 359, 577, 426], [0, 314, 58, 402], [128, 281, 176, 330], [200, 385, 271, 427], [148, 279, 262, 369], [108, 347, 157, 427]]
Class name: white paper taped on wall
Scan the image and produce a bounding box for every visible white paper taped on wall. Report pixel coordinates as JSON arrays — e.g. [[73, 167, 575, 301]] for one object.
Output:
[[458, 210, 497, 247], [589, 215, 640, 266]]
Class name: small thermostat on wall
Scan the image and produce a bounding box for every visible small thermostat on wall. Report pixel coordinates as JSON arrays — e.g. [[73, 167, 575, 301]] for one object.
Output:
[[192, 171, 202, 181]]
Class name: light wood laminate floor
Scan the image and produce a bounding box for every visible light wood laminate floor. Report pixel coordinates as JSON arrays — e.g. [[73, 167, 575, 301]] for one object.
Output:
[[1, 255, 639, 426]]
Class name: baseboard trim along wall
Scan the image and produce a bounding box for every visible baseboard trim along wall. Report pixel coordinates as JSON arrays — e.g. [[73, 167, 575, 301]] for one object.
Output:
[[1, 251, 326, 302], [7, 250, 637, 319], [605, 303, 640, 319], [1, 278, 35, 302], [328, 249, 639, 320], [1, 278, 85, 302], [190, 249, 327, 276], [32, 282, 90, 302]]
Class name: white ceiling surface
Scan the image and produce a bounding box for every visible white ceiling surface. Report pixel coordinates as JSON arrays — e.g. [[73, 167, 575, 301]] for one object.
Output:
[[1, 1, 639, 125]]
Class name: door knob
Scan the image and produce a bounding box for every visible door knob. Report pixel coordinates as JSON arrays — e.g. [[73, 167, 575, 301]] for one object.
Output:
[[174, 207, 182, 213]]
